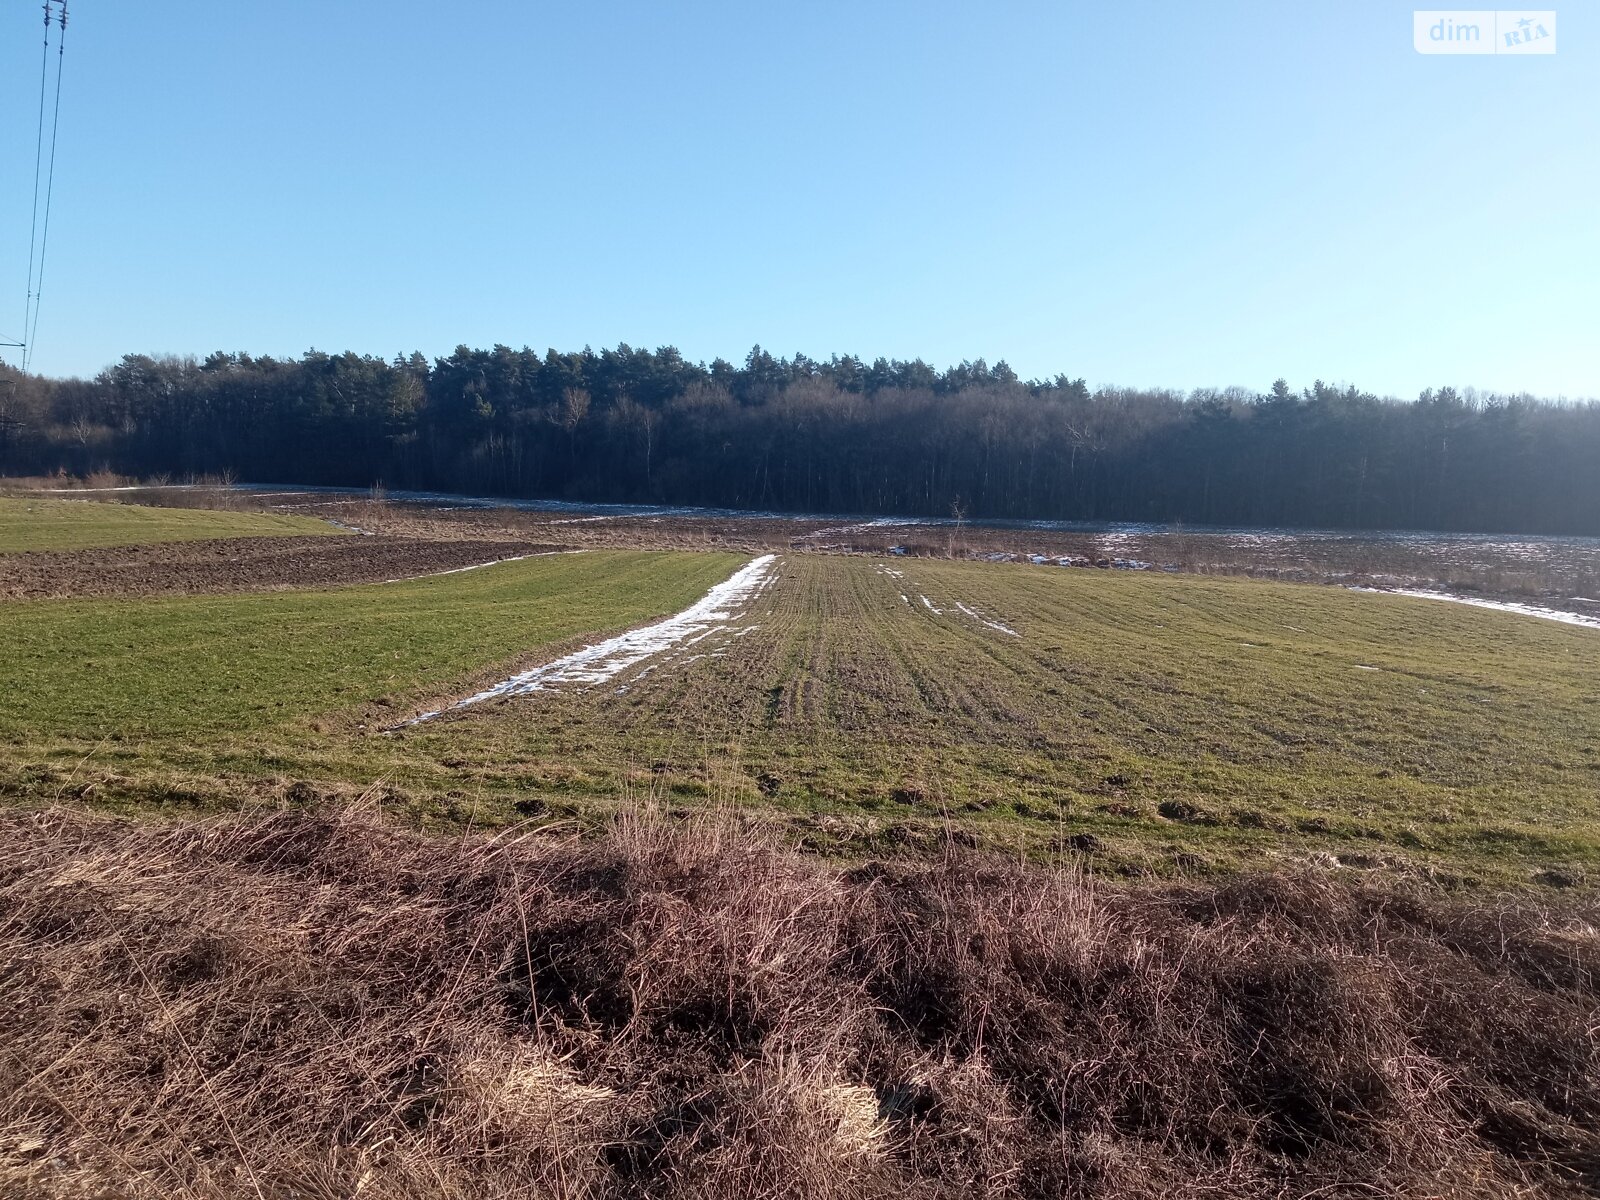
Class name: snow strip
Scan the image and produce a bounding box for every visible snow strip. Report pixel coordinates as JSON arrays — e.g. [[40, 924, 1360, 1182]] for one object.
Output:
[[803, 517, 921, 542], [381, 550, 576, 585], [31, 485, 194, 493], [920, 595, 943, 615], [1353, 587, 1600, 631], [397, 554, 778, 726], [954, 601, 1020, 637]]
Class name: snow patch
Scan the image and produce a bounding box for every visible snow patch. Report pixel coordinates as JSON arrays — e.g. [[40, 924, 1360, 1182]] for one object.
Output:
[[1353, 587, 1600, 631], [381, 550, 575, 585], [33, 485, 193, 493], [397, 554, 778, 725], [954, 601, 1021, 636], [805, 517, 919, 541]]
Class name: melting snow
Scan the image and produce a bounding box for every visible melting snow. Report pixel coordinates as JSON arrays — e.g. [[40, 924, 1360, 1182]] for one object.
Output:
[[920, 595, 944, 615], [34, 485, 191, 493], [1353, 587, 1600, 631], [398, 554, 777, 725], [806, 517, 920, 541], [954, 601, 1020, 636], [381, 550, 574, 585]]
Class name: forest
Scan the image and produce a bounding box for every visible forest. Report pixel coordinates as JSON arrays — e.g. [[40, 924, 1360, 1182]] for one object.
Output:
[[2, 345, 1597, 534]]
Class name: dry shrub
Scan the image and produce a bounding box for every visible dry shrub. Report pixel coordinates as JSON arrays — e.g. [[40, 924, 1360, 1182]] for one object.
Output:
[[1, 806, 1598, 1198]]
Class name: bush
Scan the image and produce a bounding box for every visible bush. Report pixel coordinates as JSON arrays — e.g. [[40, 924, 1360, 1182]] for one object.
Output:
[[1, 806, 1596, 1198]]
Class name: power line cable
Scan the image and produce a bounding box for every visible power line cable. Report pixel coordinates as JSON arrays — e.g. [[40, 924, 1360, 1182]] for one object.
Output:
[[25, 0, 68, 373], [9, 2, 53, 353]]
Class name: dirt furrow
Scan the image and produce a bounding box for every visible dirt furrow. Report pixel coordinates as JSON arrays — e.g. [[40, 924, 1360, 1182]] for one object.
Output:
[[0, 536, 568, 598]]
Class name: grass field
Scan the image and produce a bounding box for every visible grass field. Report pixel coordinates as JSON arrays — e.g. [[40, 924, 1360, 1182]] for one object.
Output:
[[1, 548, 1595, 882], [0, 495, 341, 552], [373, 555, 1600, 879], [0, 548, 739, 732]]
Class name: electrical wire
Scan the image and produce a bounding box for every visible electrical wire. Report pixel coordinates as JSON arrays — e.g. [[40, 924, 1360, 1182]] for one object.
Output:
[[8, 2, 53, 353], [24, 1, 68, 372]]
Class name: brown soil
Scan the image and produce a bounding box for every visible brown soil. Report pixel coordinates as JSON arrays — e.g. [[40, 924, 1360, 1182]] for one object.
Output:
[[0, 535, 568, 599], [263, 498, 1600, 611], [10, 484, 1599, 611]]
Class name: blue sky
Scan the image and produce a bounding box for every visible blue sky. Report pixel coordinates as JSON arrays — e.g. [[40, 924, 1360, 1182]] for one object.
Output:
[[1, 1, 1595, 396]]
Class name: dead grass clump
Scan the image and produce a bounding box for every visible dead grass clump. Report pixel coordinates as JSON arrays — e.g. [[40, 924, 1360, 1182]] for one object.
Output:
[[2, 806, 1598, 1198]]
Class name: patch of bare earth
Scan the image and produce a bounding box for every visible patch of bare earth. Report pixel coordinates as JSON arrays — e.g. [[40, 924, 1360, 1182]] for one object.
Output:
[[251, 498, 1600, 612], [0, 536, 568, 599], [2, 805, 1597, 1198]]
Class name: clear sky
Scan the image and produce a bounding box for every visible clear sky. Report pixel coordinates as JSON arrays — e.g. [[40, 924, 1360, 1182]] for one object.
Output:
[[0, 1, 1595, 396]]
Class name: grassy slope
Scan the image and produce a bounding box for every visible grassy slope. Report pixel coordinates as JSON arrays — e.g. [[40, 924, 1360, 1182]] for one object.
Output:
[[383, 555, 1600, 878], [1, 550, 1595, 880], [0, 495, 341, 552], [0, 549, 742, 783]]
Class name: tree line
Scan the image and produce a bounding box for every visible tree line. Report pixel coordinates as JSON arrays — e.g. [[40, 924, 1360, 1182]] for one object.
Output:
[[2, 345, 1597, 534]]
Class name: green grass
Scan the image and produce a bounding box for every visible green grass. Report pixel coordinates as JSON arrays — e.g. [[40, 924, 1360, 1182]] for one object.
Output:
[[2, 550, 1596, 882], [0, 547, 739, 747], [377, 555, 1600, 879], [0, 495, 341, 552]]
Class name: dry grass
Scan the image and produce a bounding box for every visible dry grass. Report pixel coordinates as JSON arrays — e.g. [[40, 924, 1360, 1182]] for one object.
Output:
[[0, 474, 252, 511], [3, 804, 1598, 1198]]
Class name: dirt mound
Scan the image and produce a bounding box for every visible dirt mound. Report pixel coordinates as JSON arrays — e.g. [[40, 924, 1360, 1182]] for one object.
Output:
[[2, 806, 1596, 1198], [0, 536, 568, 598]]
